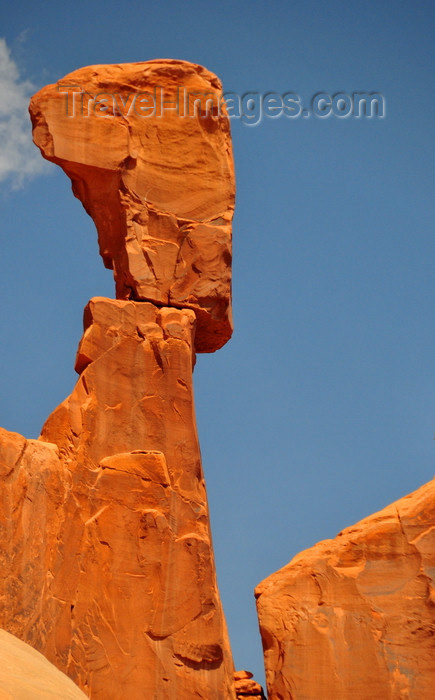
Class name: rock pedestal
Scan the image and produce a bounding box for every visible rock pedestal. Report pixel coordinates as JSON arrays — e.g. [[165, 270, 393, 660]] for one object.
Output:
[[0, 298, 236, 699]]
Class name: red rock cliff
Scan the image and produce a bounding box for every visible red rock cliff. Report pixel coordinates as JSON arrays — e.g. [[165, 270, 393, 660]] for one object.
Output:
[[256, 478, 435, 700]]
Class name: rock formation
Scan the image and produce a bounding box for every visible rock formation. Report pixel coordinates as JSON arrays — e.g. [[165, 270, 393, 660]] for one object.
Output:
[[0, 630, 88, 699], [234, 670, 267, 699], [30, 59, 234, 353], [256, 477, 435, 700], [6, 52, 431, 700], [0, 299, 235, 699], [0, 60, 237, 700]]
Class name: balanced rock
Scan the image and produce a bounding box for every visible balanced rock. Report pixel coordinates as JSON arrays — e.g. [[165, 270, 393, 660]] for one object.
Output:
[[255, 478, 435, 700], [0, 299, 236, 699], [234, 670, 267, 699], [29, 60, 235, 352], [0, 630, 88, 699]]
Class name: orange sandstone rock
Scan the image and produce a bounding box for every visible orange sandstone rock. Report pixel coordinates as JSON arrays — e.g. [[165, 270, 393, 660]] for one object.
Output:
[[29, 60, 235, 353], [255, 478, 435, 700], [0, 298, 236, 700], [0, 630, 88, 699], [234, 670, 266, 699]]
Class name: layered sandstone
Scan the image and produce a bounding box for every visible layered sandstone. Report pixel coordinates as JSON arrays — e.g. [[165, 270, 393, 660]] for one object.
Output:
[[256, 478, 435, 700], [0, 298, 236, 699], [0, 630, 88, 699], [29, 60, 234, 352]]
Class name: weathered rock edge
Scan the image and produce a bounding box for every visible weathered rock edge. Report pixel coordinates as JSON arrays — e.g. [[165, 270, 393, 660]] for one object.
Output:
[[256, 477, 435, 700]]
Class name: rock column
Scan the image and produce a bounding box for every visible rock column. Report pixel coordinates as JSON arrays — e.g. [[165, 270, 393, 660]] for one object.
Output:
[[0, 59, 237, 700]]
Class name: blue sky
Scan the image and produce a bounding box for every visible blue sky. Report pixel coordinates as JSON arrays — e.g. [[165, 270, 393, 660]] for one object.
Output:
[[1, 0, 434, 688]]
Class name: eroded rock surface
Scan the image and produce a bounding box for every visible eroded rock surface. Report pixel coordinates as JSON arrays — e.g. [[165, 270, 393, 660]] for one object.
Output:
[[29, 60, 235, 352], [0, 630, 88, 699], [234, 670, 266, 699], [255, 478, 435, 700], [0, 298, 235, 699]]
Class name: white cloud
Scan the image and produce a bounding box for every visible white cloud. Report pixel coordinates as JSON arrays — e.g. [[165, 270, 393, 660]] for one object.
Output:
[[0, 38, 48, 188]]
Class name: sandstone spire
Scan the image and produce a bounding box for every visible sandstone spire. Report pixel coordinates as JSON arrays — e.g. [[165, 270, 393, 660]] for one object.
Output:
[[0, 60, 237, 699]]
